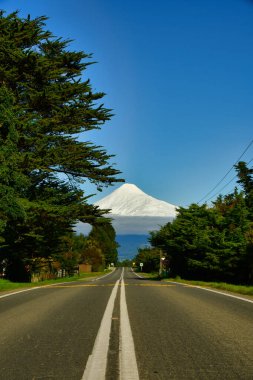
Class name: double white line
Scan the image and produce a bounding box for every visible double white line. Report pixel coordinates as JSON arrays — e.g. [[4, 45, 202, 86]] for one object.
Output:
[[82, 268, 139, 380]]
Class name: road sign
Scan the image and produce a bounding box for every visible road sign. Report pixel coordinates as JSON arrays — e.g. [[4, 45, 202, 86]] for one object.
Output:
[[140, 263, 143, 267]]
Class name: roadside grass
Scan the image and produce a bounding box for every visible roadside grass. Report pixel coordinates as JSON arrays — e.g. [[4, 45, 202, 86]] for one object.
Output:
[[165, 277, 253, 296], [134, 271, 160, 280], [133, 270, 253, 296], [0, 271, 110, 293]]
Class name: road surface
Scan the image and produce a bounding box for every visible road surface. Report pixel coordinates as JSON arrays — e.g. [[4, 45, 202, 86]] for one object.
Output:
[[0, 267, 253, 379]]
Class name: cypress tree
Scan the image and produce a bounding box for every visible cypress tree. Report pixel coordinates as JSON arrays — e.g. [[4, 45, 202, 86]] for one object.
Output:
[[88, 223, 118, 267], [0, 11, 122, 280], [235, 161, 253, 219]]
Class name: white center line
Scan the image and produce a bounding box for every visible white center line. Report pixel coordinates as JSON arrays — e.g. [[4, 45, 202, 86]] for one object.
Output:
[[120, 268, 140, 380], [81, 276, 120, 380], [81, 268, 139, 380]]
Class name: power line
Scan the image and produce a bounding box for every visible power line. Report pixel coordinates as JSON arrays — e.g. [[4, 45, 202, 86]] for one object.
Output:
[[204, 175, 237, 203], [197, 139, 253, 204], [202, 156, 253, 203]]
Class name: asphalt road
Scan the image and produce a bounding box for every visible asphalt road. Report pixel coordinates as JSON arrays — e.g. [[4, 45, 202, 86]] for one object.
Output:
[[0, 268, 253, 380]]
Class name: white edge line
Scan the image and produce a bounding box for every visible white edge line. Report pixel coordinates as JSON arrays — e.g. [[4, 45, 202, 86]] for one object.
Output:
[[0, 287, 41, 299], [120, 269, 139, 380], [167, 281, 253, 304], [0, 270, 116, 299], [81, 274, 120, 380], [131, 269, 144, 279], [91, 268, 116, 281]]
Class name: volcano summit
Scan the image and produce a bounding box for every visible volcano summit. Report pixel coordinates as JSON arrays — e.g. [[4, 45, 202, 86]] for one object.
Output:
[[93, 184, 177, 235], [76, 184, 177, 258], [95, 183, 177, 218]]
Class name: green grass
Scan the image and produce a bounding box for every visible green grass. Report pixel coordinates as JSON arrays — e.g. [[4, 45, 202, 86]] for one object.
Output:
[[166, 278, 253, 296], [134, 271, 160, 280], [134, 270, 253, 296], [0, 271, 110, 293]]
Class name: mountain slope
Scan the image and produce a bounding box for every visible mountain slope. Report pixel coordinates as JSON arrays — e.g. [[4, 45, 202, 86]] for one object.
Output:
[[95, 183, 177, 217]]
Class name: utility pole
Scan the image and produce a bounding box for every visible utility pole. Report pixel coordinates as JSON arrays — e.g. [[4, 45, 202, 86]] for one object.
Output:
[[159, 250, 165, 278]]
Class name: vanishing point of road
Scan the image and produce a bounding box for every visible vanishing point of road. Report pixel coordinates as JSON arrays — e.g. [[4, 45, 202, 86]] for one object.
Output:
[[0, 267, 253, 380]]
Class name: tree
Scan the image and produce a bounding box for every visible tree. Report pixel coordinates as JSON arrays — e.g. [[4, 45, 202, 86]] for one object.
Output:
[[0, 87, 27, 236], [88, 222, 118, 267], [235, 161, 253, 219], [149, 163, 253, 284], [0, 11, 122, 280], [117, 259, 132, 267], [150, 189, 252, 283], [134, 247, 161, 273]]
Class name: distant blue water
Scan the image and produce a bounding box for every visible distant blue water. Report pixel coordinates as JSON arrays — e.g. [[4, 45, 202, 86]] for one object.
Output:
[[116, 234, 150, 261]]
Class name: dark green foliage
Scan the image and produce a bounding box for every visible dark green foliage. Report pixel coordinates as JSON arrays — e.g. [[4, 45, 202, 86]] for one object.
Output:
[[53, 233, 86, 275], [57, 223, 118, 272], [150, 163, 253, 284], [0, 87, 27, 236], [117, 259, 133, 267], [235, 161, 253, 219], [88, 222, 118, 267], [134, 247, 160, 273], [0, 11, 122, 280], [0, 11, 122, 186]]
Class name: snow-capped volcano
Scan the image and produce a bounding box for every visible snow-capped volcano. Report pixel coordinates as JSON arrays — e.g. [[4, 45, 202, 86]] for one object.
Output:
[[95, 183, 177, 217], [75, 183, 177, 243]]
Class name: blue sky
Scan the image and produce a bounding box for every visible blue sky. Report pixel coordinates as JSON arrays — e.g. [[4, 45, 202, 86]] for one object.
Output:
[[1, 0, 253, 207]]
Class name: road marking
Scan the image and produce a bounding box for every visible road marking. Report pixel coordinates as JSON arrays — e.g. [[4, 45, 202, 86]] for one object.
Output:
[[39, 283, 175, 288], [0, 287, 41, 299], [191, 285, 253, 304], [168, 281, 253, 304], [91, 269, 115, 281], [138, 284, 174, 287], [45, 284, 100, 288], [81, 277, 120, 380], [120, 270, 140, 380], [81, 268, 139, 380], [132, 270, 144, 279], [0, 271, 116, 299]]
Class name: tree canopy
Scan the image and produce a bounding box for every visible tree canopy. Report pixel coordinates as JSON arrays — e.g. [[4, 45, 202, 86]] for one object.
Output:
[[0, 11, 122, 280], [149, 162, 253, 284]]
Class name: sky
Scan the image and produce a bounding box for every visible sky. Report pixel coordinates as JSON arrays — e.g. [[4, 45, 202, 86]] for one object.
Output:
[[1, 0, 253, 207]]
